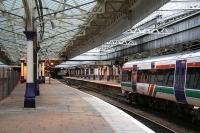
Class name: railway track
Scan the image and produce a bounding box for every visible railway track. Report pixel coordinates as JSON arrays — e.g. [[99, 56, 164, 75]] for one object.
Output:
[[112, 101, 177, 133], [77, 86, 177, 133], [60, 79, 199, 133]]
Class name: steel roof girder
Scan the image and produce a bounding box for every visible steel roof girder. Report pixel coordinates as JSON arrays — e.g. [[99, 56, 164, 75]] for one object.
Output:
[[22, 0, 33, 30], [65, 0, 170, 58]]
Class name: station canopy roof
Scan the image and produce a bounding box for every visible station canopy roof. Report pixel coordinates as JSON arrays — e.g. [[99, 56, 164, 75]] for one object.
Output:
[[0, 0, 199, 65], [0, 0, 97, 63], [57, 0, 200, 68]]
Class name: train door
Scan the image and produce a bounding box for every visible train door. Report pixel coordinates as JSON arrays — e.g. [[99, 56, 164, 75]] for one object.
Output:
[[174, 60, 187, 104], [132, 65, 137, 92]]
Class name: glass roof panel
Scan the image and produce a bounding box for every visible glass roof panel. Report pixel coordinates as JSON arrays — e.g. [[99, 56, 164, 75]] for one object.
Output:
[[0, 0, 97, 63], [1, 0, 199, 65]]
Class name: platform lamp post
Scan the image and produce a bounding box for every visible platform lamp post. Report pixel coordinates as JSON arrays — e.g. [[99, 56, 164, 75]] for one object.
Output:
[[23, 0, 36, 108], [38, 60, 42, 84], [20, 59, 25, 83], [41, 61, 45, 83]]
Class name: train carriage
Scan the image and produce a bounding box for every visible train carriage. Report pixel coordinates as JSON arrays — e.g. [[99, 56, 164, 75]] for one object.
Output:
[[121, 50, 200, 107]]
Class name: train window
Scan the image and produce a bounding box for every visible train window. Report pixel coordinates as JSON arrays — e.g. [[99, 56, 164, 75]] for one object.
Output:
[[196, 74, 200, 89], [137, 69, 174, 86], [186, 67, 200, 89], [90, 69, 94, 75], [155, 69, 174, 87], [148, 70, 156, 84], [166, 69, 175, 87], [156, 72, 164, 86], [137, 71, 142, 83], [137, 70, 149, 83], [122, 70, 132, 82]]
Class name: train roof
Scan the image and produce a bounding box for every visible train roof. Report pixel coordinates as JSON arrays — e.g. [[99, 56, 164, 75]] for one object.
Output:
[[123, 50, 200, 68]]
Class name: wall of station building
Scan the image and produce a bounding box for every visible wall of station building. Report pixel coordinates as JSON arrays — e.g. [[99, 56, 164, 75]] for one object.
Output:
[[65, 65, 121, 83], [0, 67, 20, 101]]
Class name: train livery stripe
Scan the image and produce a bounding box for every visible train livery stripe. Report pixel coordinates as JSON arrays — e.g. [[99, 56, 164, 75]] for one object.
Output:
[[154, 86, 174, 96], [187, 62, 200, 67], [186, 89, 200, 99], [122, 83, 200, 99], [155, 62, 200, 69], [122, 67, 132, 71], [148, 84, 155, 96], [121, 82, 132, 87], [155, 64, 175, 69]]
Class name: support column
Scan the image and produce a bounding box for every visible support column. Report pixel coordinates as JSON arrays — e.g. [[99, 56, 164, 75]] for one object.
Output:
[[20, 60, 25, 83], [84, 68, 86, 78], [24, 31, 35, 108], [35, 52, 40, 96], [78, 68, 80, 78], [41, 61, 45, 83], [38, 62, 41, 83], [88, 68, 91, 79]]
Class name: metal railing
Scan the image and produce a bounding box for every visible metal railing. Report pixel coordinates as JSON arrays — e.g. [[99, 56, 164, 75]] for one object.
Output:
[[0, 67, 20, 101]]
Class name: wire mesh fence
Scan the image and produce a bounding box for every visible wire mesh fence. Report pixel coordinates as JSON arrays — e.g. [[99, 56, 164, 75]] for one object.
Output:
[[0, 67, 20, 101]]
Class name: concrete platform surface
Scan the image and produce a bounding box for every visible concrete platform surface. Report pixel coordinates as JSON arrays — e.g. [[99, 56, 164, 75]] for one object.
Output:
[[0, 79, 154, 133], [64, 77, 120, 87]]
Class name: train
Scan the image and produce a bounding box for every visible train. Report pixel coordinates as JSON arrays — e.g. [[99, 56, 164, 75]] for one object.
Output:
[[62, 50, 200, 108], [61, 50, 200, 121], [121, 50, 200, 121]]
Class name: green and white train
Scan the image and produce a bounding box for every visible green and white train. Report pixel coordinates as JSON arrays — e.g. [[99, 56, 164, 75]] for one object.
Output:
[[121, 50, 200, 110]]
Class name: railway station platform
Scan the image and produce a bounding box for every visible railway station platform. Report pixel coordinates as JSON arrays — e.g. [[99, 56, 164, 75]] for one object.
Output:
[[64, 77, 121, 87], [0, 79, 154, 133]]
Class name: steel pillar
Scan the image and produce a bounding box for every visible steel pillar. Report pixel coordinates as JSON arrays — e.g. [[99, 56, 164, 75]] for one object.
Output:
[[34, 51, 39, 96], [24, 31, 36, 108]]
